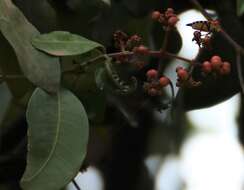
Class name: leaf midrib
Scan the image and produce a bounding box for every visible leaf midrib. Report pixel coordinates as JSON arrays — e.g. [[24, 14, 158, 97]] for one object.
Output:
[[33, 39, 99, 45]]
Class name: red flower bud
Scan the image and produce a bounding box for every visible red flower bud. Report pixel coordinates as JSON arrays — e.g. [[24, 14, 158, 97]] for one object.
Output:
[[159, 77, 170, 87]]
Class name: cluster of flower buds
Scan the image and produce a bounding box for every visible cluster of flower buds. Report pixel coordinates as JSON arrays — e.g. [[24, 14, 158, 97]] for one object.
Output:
[[126, 35, 142, 50], [113, 30, 128, 50], [113, 30, 142, 51], [113, 31, 145, 64], [151, 8, 179, 28], [201, 55, 231, 76], [143, 69, 170, 96], [192, 31, 212, 49], [176, 66, 201, 88]]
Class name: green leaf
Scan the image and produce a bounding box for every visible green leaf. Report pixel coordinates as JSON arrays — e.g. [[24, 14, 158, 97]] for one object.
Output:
[[32, 31, 105, 56], [21, 88, 89, 190], [237, 0, 244, 16], [0, 0, 61, 93]]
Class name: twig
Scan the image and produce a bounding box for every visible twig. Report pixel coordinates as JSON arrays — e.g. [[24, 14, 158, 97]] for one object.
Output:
[[162, 51, 194, 63], [75, 50, 193, 69], [169, 80, 175, 101], [157, 27, 171, 76], [189, 0, 212, 20], [220, 29, 244, 54], [72, 179, 81, 190], [107, 51, 193, 63], [236, 50, 244, 94]]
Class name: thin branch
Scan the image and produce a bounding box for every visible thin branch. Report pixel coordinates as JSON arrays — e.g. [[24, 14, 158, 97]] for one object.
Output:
[[72, 179, 81, 190], [169, 80, 175, 101], [220, 29, 244, 54], [163, 51, 194, 63], [162, 27, 171, 50], [236, 50, 244, 94], [75, 50, 193, 70], [107, 51, 134, 58], [189, 0, 212, 20], [108, 50, 193, 63], [157, 27, 171, 76]]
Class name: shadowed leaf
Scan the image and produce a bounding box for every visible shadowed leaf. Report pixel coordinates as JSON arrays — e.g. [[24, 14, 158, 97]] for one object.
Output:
[[0, 0, 61, 93]]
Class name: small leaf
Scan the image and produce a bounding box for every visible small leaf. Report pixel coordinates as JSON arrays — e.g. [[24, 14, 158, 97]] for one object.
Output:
[[237, 0, 244, 16], [0, 0, 61, 93], [32, 31, 105, 56], [21, 88, 89, 190]]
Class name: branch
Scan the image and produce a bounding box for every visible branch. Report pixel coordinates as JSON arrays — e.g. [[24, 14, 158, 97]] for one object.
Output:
[[157, 27, 171, 76], [74, 50, 193, 71], [220, 29, 244, 54], [189, 0, 212, 20], [169, 80, 175, 101], [236, 50, 244, 94], [107, 50, 193, 64], [162, 51, 194, 63]]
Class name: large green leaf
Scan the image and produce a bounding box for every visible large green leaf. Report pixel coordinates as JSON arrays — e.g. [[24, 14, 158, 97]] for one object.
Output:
[[32, 31, 105, 56], [237, 0, 244, 16], [0, 0, 61, 93], [21, 88, 89, 190]]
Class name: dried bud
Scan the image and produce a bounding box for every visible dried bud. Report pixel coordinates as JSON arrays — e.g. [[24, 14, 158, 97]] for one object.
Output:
[[159, 77, 170, 87], [202, 61, 212, 74], [146, 69, 158, 79], [151, 11, 161, 20]]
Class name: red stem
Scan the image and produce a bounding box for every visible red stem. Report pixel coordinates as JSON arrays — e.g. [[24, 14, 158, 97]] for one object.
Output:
[[107, 50, 193, 64]]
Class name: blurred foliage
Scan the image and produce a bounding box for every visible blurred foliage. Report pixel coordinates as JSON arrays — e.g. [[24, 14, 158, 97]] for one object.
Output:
[[0, 0, 244, 189], [237, 0, 244, 16]]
